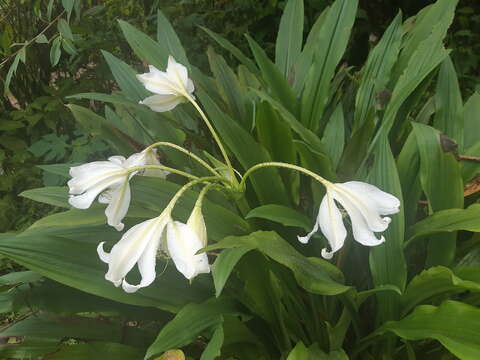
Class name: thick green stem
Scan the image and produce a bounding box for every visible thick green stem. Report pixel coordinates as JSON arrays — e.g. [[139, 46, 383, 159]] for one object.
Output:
[[184, 94, 236, 184], [240, 161, 331, 190], [145, 141, 220, 176], [127, 164, 198, 180]]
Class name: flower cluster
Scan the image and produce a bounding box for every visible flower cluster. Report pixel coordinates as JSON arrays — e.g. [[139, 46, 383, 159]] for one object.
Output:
[[67, 56, 400, 293]]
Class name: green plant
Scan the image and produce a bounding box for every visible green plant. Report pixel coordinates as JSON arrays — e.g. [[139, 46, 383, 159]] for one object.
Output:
[[1, 0, 480, 359]]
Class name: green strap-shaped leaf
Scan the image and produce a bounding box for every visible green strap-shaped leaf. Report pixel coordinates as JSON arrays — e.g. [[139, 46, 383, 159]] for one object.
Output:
[[409, 204, 480, 242], [368, 134, 406, 321], [401, 266, 480, 316], [208, 231, 350, 295], [321, 104, 345, 169], [246, 34, 298, 115], [275, 0, 304, 79], [434, 56, 464, 150], [145, 299, 238, 359], [354, 12, 402, 132], [156, 10, 189, 68], [381, 300, 480, 360], [20, 186, 69, 208], [301, 0, 358, 131], [463, 92, 480, 150], [246, 204, 311, 231], [412, 123, 464, 266], [118, 19, 166, 70]]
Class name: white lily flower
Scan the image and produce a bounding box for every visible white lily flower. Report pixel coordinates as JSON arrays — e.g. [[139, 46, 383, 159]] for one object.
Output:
[[68, 148, 168, 231], [166, 207, 210, 280], [298, 181, 400, 259], [97, 214, 171, 293], [137, 56, 194, 112]]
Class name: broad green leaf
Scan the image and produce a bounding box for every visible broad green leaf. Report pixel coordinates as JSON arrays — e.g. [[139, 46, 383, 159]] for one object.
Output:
[[463, 92, 480, 150], [208, 231, 350, 295], [321, 104, 345, 168], [401, 266, 480, 316], [368, 133, 406, 321], [301, 0, 358, 131], [434, 56, 464, 150], [57, 18, 73, 40], [354, 12, 402, 132], [145, 299, 237, 359], [67, 104, 135, 155], [4, 52, 21, 92], [201, 27, 258, 75], [409, 204, 480, 241], [20, 186, 69, 208], [197, 89, 290, 206], [381, 300, 480, 360], [156, 10, 189, 67], [37, 163, 73, 178], [207, 48, 248, 128], [212, 247, 254, 297], [392, 0, 458, 80], [275, 0, 304, 79], [200, 324, 224, 360], [246, 34, 298, 115], [412, 123, 464, 266], [246, 204, 311, 230], [396, 132, 422, 230], [61, 0, 75, 20], [0, 270, 42, 285], [118, 20, 166, 70], [50, 37, 62, 66], [67, 92, 136, 106], [0, 338, 58, 359], [287, 342, 348, 359], [45, 342, 143, 360], [253, 89, 336, 180], [0, 231, 210, 312], [101, 50, 149, 102]]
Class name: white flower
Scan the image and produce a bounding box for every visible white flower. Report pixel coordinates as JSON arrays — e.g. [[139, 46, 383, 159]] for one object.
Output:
[[137, 56, 194, 112], [97, 214, 170, 293], [166, 207, 210, 280], [68, 148, 168, 231], [298, 181, 400, 259]]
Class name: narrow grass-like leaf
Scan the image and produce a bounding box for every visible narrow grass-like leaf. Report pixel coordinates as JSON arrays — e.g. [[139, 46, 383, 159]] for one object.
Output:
[[246, 204, 311, 230], [275, 0, 304, 79], [156, 10, 189, 67], [321, 104, 344, 168], [463, 92, 480, 150], [20, 187, 69, 208], [412, 123, 464, 266]]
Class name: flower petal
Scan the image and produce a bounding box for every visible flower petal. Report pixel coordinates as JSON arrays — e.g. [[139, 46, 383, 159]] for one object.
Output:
[[136, 69, 177, 95], [297, 221, 319, 244], [122, 231, 162, 293], [140, 94, 183, 112], [318, 192, 347, 259], [167, 221, 210, 280], [340, 181, 400, 215], [97, 242, 111, 263], [105, 180, 131, 231], [68, 175, 124, 209], [104, 218, 164, 285], [166, 56, 188, 91], [333, 183, 390, 232]]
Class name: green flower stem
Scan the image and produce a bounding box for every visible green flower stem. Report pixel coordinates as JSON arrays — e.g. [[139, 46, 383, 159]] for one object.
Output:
[[145, 141, 220, 176], [240, 161, 331, 190], [184, 94, 236, 185], [166, 176, 224, 213], [127, 165, 199, 180]]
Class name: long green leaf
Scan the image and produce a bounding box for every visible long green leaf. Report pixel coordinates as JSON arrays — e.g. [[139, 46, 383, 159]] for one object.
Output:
[[275, 0, 304, 79], [301, 0, 358, 131], [246, 204, 311, 230], [208, 231, 350, 295], [381, 300, 480, 360], [156, 10, 189, 67], [412, 123, 464, 266]]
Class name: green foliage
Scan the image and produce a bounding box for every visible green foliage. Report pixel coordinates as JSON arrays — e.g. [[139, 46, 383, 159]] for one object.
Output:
[[0, 0, 479, 360]]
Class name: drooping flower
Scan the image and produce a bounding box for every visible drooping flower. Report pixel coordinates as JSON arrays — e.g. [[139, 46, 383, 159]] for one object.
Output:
[[298, 181, 400, 259], [137, 56, 194, 112], [68, 148, 168, 231], [166, 207, 210, 280], [97, 213, 171, 293]]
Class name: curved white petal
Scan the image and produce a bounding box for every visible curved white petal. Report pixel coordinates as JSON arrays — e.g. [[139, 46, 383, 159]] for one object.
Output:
[[97, 242, 111, 263], [105, 181, 131, 231], [140, 94, 183, 112], [332, 191, 385, 247], [166, 56, 189, 91], [136, 70, 177, 95], [333, 184, 390, 233], [340, 181, 400, 215], [167, 221, 210, 280], [68, 175, 124, 209], [108, 156, 126, 166], [186, 207, 207, 247], [68, 164, 123, 195], [318, 193, 347, 259], [297, 220, 319, 244], [122, 231, 162, 293], [104, 217, 166, 286], [186, 79, 195, 94], [142, 149, 169, 178], [69, 161, 121, 179]]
